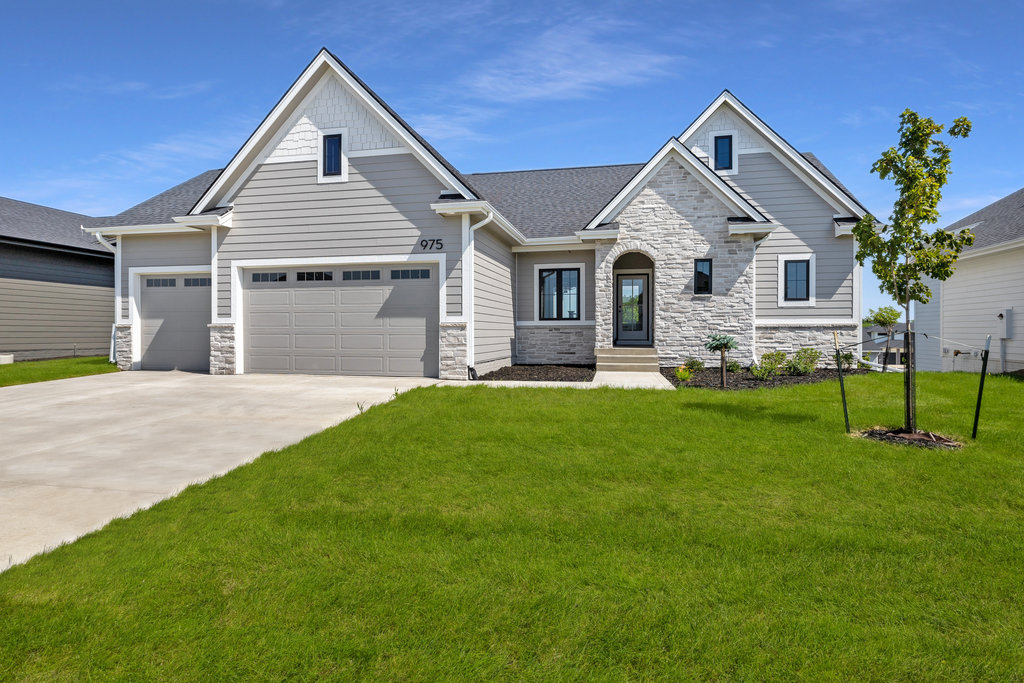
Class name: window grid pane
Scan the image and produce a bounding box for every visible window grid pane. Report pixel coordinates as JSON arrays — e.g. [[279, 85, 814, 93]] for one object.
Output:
[[323, 134, 342, 176], [694, 259, 712, 294], [539, 268, 580, 321], [714, 135, 732, 170], [785, 260, 810, 301]]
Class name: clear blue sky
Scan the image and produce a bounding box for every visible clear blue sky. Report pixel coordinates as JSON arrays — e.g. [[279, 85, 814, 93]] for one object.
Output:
[[2, 0, 1021, 314]]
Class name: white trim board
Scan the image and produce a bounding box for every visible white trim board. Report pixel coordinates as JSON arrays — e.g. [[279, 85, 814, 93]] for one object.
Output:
[[127, 265, 212, 370], [227, 253, 449, 375]]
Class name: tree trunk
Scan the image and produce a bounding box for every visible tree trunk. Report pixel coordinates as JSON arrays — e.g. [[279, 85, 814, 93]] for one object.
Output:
[[882, 331, 891, 373], [720, 350, 727, 388], [903, 301, 916, 432]]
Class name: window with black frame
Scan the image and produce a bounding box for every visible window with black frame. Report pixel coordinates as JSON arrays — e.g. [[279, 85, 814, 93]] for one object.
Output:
[[538, 268, 580, 320], [714, 135, 733, 170], [694, 259, 712, 294], [784, 260, 810, 301]]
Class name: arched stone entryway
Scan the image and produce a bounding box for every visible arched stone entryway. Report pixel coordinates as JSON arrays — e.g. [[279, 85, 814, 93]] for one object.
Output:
[[612, 251, 654, 346]]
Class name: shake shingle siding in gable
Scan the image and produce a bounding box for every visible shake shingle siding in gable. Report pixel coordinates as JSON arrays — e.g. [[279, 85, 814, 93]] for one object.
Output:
[[733, 152, 854, 319], [220, 153, 463, 318]]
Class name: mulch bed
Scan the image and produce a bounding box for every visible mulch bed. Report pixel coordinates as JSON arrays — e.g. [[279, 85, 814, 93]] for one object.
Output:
[[660, 366, 869, 390], [478, 364, 596, 382], [861, 428, 962, 450]]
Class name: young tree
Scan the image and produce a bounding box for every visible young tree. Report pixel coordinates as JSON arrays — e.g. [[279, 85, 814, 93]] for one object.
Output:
[[853, 110, 973, 432], [705, 334, 738, 388], [864, 305, 903, 372]]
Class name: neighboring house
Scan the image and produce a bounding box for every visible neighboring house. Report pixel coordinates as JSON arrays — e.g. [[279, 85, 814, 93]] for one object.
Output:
[[916, 187, 1023, 374], [83, 48, 867, 379], [0, 197, 114, 360], [862, 323, 906, 365]]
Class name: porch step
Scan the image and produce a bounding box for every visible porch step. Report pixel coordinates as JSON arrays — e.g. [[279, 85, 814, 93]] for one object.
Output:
[[595, 347, 660, 373]]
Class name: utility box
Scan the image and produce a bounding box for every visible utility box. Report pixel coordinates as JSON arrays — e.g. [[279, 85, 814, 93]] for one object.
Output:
[[997, 308, 1013, 339]]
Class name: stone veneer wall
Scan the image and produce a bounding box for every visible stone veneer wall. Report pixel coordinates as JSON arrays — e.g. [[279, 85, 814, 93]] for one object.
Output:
[[439, 322, 468, 380], [755, 324, 860, 367], [209, 323, 236, 375], [515, 326, 596, 365], [595, 158, 757, 367], [114, 323, 132, 370]]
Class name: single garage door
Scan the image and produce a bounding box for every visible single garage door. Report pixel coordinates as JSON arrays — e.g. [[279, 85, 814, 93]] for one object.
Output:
[[244, 265, 439, 377], [140, 275, 211, 372]]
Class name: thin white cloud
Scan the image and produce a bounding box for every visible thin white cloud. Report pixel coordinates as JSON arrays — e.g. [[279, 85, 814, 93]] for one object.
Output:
[[53, 77, 214, 100], [461, 18, 680, 104], [840, 105, 892, 128]]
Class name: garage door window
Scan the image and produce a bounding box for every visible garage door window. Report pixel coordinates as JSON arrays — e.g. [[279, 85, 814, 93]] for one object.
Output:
[[146, 278, 176, 287], [297, 271, 334, 282], [252, 272, 287, 283], [184, 277, 211, 287], [342, 270, 381, 281], [391, 269, 430, 280]]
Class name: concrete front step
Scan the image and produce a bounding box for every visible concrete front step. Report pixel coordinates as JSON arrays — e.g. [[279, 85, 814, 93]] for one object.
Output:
[[596, 347, 659, 372], [595, 347, 659, 357], [596, 362, 661, 372]]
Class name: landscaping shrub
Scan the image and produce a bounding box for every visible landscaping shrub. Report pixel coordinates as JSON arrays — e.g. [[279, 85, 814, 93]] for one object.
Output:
[[683, 357, 705, 372], [726, 359, 742, 373], [787, 347, 822, 376], [839, 351, 855, 371], [674, 366, 693, 382], [750, 350, 787, 381]]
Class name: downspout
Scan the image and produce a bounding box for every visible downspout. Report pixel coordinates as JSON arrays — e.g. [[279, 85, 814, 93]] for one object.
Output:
[[89, 229, 119, 362], [464, 211, 494, 379]]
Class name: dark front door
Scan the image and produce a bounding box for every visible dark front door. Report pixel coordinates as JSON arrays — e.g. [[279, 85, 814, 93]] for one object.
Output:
[[615, 273, 651, 345]]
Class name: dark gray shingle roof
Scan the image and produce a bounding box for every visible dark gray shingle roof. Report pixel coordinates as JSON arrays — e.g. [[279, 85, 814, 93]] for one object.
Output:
[[464, 164, 645, 239], [945, 186, 1024, 251], [85, 169, 223, 228], [0, 196, 105, 253], [800, 152, 867, 214]]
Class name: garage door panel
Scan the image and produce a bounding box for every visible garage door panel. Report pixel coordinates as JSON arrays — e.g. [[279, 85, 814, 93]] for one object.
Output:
[[141, 279, 210, 372], [244, 265, 438, 377], [294, 290, 337, 305], [294, 312, 336, 327], [295, 334, 338, 350]]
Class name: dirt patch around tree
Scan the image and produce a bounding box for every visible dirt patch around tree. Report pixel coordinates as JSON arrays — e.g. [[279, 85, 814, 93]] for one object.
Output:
[[660, 366, 869, 390], [860, 428, 962, 450], [478, 364, 596, 382]]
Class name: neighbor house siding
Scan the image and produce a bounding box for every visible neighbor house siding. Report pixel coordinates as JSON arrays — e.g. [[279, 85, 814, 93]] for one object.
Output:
[[514, 250, 596, 322], [733, 152, 855, 319], [120, 233, 211, 320], [939, 246, 1024, 373], [915, 279, 942, 372], [217, 153, 462, 318], [0, 243, 113, 360], [472, 225, 515, 373]]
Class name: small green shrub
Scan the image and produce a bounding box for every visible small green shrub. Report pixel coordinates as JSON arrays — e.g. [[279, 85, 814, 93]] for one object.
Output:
[[787, 347, 822, 376], [839, 351, 855, 371], [683, 357, 705, 372], [750, 350, 787, 381], [726, 359, 742, 373], [674, 366, 693, 382]]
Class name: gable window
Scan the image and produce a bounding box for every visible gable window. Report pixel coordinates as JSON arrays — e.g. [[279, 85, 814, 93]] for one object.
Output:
[[317, 127, 348, 183], [714, 135, 733, 171], [778, 254, 816, 307], [538, 268, 580, 321], [694, 259, 713, 294]]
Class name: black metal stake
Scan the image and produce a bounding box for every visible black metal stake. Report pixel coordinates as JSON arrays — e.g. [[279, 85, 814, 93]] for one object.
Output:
[[972, 335, 992, 440], [834, 331, 851, 434]]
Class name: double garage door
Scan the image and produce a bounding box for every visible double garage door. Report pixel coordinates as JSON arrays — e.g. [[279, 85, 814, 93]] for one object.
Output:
[[244, 264, 439, 377]]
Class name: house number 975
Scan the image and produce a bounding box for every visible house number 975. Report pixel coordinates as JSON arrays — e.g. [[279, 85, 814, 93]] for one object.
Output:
[[419, 238, 444, 250]]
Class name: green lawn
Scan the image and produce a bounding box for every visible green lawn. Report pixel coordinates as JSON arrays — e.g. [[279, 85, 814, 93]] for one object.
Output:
[[0, 356, 117, 387], [2, 373, 1022, 679]]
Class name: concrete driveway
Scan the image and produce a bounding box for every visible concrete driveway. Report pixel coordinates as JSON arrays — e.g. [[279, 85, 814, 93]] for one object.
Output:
[[0, 371, 436, 569]]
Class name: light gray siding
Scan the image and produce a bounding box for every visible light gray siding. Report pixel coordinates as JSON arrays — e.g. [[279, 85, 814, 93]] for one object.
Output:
[[473, 225, 514, 373], [120, 233, 211, 319], [915, 279, 942, 372], [217, 153, 462, 319], [514, 250, 596, 322], [734, 152, 855, 319], [0, 243, 114, 360]]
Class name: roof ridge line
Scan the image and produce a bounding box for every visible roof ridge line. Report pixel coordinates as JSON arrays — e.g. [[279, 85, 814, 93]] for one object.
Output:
[[465, 162, 645, 177]]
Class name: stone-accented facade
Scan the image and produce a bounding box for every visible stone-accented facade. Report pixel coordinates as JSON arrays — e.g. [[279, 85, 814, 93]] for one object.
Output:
[[515, 326, 596, 364], [208, 323, 236, 375], [593, 158, 757, 367], [114, 323, 132, 370], [756, 325, 860, 367], [439, 322, 468, 380]]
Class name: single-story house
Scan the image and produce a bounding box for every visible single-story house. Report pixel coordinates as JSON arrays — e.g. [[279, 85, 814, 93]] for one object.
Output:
[[917, 186, 1023, 374], [862, 323, 906, 366], [0, 197, 113, 360], [83, 48, 867, 379]]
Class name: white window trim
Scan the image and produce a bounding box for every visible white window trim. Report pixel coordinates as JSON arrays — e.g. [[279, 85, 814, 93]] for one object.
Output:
[[127, 265, 212, 370], [712, 129, 739, 176], [229, 254, 448, 375], [777, 253, 816, 307], [317, 126, 349, 184], [533, 262, 587, 323]]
